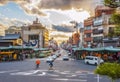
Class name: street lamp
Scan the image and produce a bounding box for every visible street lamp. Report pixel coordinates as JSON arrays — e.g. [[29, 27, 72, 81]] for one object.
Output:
[[80, 28, 84, 48], [21, 24, 26, 52]]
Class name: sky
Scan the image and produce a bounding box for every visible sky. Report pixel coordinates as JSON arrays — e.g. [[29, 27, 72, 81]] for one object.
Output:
[[0, 0, 103, 41]]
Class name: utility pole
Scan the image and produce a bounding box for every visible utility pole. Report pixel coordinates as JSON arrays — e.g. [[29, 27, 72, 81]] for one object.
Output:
[[21, 24, 26, 52]]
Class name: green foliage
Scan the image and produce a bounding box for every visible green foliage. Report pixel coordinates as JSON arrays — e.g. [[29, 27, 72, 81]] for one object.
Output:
[[114, 25, 120, 36], [107, 13, 120, 37], [111, 13, 120, 24], [110, 13, 120, 36], [95, 63, 120, 81], [104, 0, 120, 8]]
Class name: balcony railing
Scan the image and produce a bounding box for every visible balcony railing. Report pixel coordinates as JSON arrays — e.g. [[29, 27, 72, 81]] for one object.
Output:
[[84, 37, 93, 42], [84, 30, 92, 34]]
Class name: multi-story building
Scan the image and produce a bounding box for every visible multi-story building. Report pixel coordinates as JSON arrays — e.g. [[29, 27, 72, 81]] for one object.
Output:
[[84, 17, 93, 47], [83, 5, 115, 48], [43, 29, 49, 48], [95, 5, 115, 17], [22, 18, 49, 48], [94, 5, 115, 47], [93, 14, 104, 47], [72, 32, 80, 47]]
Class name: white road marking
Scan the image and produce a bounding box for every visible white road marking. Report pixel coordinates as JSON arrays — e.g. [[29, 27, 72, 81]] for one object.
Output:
[[53, 78, 87, 82], [79, 75, 87, 78], [88, 72, 94, 74], [66, 75, 77, 77], [36, 72, 46, 76], [10, 70, 42, 75], [47, 73, 59, 77], [0, 70, 19, 73], [63, 71, 70, 73]]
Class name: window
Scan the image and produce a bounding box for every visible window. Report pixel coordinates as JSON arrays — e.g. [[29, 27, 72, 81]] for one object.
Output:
[[29, 35, 39, 40], [85, 26, 91, 30], [86, 33, 91, 38], [86, 57, 93, 60], [93, 36, 103, 42], [93, 29, 103, 34], [95, 58, 97, 60]]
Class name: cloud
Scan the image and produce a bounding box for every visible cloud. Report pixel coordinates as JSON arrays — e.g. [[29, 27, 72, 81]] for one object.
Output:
[[52, 25, 75, 32], [46, 10, 71, 25], [0, 17, 31, 28], [0, 23, 7, 29], [0, 0, 103, 16]]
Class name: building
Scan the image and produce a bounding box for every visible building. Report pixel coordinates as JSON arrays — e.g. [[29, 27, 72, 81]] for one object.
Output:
[[83, 5, 116, 48], [94, 6, 115, 47], [84, 17, 93, 48], [79, 28, 84, 48], [93, 16, 104, 47], [43, 29, 49, 47], [95, 5, 115, 17], [0, 34, 22, 47], [72, 32, 80, 47], [22, 18, 49, 48]]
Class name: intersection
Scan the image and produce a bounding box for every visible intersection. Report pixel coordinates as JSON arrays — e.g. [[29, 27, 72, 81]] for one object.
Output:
[[0, 57, 119, 82]]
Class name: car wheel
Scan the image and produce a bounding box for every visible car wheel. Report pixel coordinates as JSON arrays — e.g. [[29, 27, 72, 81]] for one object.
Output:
[[86, 62, 89, 64], [95, 63, 97, 65]]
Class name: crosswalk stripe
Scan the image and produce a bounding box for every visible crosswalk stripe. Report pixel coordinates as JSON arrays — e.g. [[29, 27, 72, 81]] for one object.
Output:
[[0, 70, 19, 73], [52, 78, 87, 82]]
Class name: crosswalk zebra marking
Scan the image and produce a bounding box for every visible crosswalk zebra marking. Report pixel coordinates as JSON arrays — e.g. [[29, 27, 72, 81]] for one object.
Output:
[[52, 78, 87, 82], [0, 70, 19, 73]]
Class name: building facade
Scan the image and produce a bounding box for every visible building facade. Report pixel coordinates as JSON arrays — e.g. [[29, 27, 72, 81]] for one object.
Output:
[[72, 32, 80, 47], [0, 34, 22, 47], [83, 5, 116, 48], [22, 18, 49, 48], [84, 17, 93, 47], [94, 6, 115, 47]]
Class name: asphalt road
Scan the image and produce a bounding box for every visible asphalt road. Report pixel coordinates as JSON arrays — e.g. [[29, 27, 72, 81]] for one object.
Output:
[[0, 49, 120, 82]]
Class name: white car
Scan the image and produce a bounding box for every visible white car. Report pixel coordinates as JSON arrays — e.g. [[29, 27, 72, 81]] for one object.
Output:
[[52, 55, 57, 59], [84, 56, 104, 65], [46, 56, 54, 63], [63, 55, 69, 61]]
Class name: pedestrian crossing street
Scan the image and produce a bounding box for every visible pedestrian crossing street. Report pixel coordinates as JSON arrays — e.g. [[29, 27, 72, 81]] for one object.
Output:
[[0, 69, 97, 82]]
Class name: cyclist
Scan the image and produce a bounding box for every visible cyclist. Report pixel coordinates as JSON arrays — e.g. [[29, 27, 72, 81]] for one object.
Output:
[[35, 59, 40, 69], [49, 61, 53, 70]]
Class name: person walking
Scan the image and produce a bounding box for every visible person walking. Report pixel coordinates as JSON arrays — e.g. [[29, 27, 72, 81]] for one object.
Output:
[[35, 59, 41, 69]]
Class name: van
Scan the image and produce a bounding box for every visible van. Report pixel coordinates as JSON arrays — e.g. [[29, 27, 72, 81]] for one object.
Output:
[[84, 56, 104, 65]]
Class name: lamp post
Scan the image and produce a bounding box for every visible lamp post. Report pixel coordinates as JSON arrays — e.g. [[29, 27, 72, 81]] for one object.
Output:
[[21, 24, 26, 52], [97, 57, 100, 82], [80, 28, 84, 48]]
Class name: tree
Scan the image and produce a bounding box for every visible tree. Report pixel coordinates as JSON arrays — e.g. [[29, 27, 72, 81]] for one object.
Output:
[[95, 63, 120, 82], [111, 13, 120, 36], [104, 0, 120, 8], [111, 13, 120, 24]]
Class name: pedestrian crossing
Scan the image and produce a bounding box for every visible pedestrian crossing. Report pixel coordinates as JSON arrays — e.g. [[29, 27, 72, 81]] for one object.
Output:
[[0, 69, 96, 82]]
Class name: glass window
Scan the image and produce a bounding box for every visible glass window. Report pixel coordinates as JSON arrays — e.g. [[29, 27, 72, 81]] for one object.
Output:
[[85, 26, 91, 30], [29, 35, 39, 40], [86, 33, 91, 38], [95, 58, 97, 60]]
